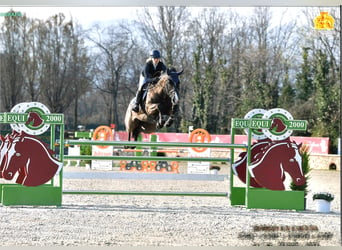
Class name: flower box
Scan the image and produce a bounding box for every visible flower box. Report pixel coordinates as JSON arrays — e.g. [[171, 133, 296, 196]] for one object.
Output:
[[312, 192, 334, 202], [313, 192, 334, 213]]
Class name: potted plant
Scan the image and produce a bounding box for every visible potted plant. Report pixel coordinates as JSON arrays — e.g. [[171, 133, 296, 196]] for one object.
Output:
[[313, 192, 334, 213], [209, 165, 220, 175], [290, 144, 311, 208]]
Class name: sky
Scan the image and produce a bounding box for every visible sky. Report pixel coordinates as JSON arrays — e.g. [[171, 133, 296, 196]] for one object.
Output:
[[0, 6, 338, 31], [0, 6, 141, 28], [0, 6, 315, 28]]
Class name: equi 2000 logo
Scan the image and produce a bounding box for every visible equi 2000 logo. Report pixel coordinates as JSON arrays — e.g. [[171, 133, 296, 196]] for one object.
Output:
[[232, 108, 308, 190], [0, 102, 63, 186]]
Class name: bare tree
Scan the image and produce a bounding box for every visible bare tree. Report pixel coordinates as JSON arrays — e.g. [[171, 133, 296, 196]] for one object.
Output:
[[89, 22, 136, 128], [36, 13, 90, 114], [136, 7, 190, 131], [190, 8, 228, 132], [0, 10, 26, 111]]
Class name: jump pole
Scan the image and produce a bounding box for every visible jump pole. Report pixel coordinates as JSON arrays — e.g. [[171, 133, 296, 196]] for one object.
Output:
[[63, 139, 247, 197]]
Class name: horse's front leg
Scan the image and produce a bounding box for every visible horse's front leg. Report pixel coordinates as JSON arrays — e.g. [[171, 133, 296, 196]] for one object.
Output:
[[164, 104, 178, 127], [146, 103, 163, 128], [156, 109, 164, 129], [164, 116, 174, 127]]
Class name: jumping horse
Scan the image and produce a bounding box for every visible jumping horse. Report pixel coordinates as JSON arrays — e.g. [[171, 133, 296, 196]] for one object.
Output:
[[125, 68, 183, 143]]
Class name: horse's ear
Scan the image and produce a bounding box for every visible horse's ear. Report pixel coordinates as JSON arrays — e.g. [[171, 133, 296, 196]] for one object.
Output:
[[177, 69, 184, 75]]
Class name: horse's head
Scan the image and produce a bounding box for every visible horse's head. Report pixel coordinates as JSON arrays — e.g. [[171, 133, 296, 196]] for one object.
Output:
[[2, 136, 24, 180], [0, 132, 21, 178], [248, 139, 305, 190], [282, 141, 306, 186], [167, 67, 183, 90], [2, 132, 62, 186], [165, 67, 183, 105], [26, 111, 44, 127], [269, 118, 287, 133]]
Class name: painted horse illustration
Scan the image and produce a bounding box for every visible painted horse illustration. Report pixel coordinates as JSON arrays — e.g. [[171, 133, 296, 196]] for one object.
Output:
[[248, 138, 305, 190], [125, 68, 183, 143], [231, 138, 272, 188], [25, 111, 44, 127], [0, 131, 20, 178], [1, 131, 62, 186]]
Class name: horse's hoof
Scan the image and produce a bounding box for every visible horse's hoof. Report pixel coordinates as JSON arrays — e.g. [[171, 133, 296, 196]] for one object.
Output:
[[157, 121, 165, 129]]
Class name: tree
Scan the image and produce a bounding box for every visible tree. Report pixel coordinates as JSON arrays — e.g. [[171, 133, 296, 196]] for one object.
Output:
[[136, 7, 190, 131], [295, 47, 313, 101], [0, 10, 27, 111], [67, 19, 92, 130], [312, 50, 340, 152], [36, 14, 90, 115], [278, 66, 296, 110], [89, 22, 136, 127], [190, 8, 228, 132]]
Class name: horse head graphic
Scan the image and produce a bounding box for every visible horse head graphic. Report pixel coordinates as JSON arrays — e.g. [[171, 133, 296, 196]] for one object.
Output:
[[0, 131, 62, 186], [25, 111, 44, 127], [248, 138, 305, 190], [269, 117, 287, 134]]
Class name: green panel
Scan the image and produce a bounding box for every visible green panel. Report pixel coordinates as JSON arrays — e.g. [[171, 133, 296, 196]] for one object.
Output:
[[74, 131, 92, 138], [230, 187, 246, 205], [247, 188, 305, 210], [150, 134, 158, 157], [1, 185, 62, 206], [0, 184, 3, 202]]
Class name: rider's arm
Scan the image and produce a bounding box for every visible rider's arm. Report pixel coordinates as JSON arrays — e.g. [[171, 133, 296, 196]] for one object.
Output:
[[143, 62, 155, 83]]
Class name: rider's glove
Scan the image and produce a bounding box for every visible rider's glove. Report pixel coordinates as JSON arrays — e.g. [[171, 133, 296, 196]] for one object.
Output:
[[152, 77, 160, 83]]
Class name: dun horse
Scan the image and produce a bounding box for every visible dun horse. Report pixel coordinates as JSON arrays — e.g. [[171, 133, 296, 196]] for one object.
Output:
[[125, 68, 183, 143]]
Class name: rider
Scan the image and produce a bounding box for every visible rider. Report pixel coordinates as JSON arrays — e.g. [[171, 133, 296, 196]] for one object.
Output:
[[132, 49, 167, 113]]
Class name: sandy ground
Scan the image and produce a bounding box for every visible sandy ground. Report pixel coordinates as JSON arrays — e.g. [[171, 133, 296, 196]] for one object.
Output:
[[0, 164, 340, 247]]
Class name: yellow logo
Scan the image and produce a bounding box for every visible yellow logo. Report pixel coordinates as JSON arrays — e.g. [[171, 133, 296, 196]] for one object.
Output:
[[314, 12, 334, 30]]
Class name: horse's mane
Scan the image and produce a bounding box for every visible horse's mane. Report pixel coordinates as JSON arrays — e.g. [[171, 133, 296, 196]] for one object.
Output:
[[159, 72, 169, 83], [149, 72, 169, 90]]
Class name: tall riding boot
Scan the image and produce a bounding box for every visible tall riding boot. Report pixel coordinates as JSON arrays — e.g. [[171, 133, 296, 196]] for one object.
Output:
[[132, 89, 143, 112]]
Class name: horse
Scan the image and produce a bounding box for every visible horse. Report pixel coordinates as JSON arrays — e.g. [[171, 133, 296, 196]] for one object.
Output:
[[1, 131, 63, 186], [248, 139, 305, 190], [125, 68, 183, 143]]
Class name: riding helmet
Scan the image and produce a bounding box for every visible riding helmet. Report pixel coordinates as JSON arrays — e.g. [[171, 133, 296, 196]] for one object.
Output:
[[150, 49, 161, 59]]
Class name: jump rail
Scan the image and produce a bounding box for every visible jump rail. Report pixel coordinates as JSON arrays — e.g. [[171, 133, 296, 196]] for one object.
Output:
[[63, 140, 247, 163], [62, 139, 246, 197]]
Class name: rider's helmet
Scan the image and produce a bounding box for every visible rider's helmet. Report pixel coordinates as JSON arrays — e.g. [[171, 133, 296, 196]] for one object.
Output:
[[150, 49, 161, 59]]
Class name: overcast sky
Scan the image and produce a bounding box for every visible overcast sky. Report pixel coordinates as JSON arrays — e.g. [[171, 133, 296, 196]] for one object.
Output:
[[0, 6, 141, 27], [0, 6, 338, 30]]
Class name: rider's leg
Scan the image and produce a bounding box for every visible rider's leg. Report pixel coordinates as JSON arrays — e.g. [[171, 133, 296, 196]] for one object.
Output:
[[132, 89, 143, 112], [132, 76, 145, 112]]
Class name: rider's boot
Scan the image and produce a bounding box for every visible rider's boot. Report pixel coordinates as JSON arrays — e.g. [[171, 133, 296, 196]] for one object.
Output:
[[132, 89, 143, 112]]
